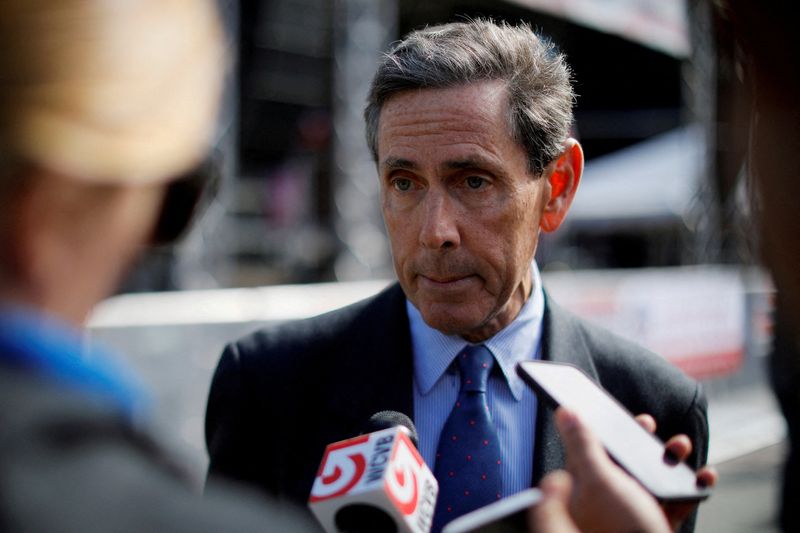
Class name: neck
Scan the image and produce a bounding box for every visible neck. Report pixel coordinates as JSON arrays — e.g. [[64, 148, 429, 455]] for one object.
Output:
[[460, 267, 534, 343], [0, 278, 89, 329]]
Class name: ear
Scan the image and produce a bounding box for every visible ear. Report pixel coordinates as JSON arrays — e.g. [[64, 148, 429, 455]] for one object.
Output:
[[539, 138, 583, 233]]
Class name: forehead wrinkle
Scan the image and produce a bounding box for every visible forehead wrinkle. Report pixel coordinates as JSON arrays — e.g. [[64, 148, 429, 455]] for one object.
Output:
[[444, 156, 495, 171], [378, 82, 518, 174], [386, 113, 496, 137], [384, 121, 507, 158]]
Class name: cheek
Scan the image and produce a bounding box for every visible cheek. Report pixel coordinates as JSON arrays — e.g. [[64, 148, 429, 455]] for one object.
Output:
[[483, 204, 539, 277], [390, 233, 418, 277], [115, 187, 166, 248], [383, 202, 416, 252], [511, 189, 544, 243]]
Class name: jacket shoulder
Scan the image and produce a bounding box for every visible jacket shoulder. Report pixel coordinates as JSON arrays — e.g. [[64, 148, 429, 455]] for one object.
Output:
[[229, 282, 404, 370], [544, 297, 698, 395], [543, 296, 708, 463]]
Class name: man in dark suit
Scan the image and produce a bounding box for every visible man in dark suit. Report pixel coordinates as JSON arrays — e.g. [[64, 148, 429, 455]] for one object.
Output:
[[206, 19, 708, 532]]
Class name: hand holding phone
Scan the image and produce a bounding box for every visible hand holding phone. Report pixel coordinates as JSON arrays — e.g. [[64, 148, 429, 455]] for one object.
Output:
[[532, 411, 674, 533], [517, 361, 711, 502]]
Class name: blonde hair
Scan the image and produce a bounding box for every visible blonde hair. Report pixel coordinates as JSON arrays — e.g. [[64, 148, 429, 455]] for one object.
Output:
[[0, 0, 226, 185]]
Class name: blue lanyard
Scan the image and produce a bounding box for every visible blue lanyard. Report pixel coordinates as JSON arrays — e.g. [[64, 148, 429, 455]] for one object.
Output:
[[0, 308, 147, 419]]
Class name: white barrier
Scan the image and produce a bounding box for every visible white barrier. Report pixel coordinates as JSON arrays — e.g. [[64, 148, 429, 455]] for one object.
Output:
[[86, 265, 774, 481]]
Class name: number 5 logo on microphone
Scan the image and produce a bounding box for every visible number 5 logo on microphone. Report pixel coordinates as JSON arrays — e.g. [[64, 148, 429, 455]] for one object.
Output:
[[385, 432, 424, 515], [309, 435, 370, 502]]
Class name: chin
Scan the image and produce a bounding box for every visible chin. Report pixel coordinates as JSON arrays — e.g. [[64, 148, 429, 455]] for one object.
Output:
[[420, 309, 482, 338]]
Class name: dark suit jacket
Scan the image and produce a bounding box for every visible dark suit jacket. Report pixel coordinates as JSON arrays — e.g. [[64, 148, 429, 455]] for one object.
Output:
[[206, 282, 708, 516]]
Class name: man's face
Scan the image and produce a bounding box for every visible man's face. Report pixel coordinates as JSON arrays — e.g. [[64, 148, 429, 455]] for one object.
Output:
[[377, 80, 552, 342]]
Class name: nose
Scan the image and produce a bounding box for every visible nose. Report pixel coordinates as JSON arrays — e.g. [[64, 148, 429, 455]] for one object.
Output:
[[418, 191, 460, 250]]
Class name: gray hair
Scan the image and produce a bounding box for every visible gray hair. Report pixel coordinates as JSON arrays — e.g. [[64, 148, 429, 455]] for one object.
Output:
[[364, 19, 575, 176]]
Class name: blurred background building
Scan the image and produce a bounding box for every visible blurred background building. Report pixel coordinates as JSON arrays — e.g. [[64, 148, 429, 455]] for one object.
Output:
[[123, 0, 751, 291]]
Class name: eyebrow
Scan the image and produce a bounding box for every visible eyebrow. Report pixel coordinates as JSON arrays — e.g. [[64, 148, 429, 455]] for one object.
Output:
[[381, 156, 494, 172], [381, 157, 418, 171]]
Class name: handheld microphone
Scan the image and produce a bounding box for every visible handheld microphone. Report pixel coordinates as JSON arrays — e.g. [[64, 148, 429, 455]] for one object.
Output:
[[362, 411, 420, 449], [308, 411, 438, 533]]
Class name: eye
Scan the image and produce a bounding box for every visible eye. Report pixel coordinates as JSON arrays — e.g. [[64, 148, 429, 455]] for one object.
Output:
[[466, 175, 486, 189], [392, 177, 413, 192]]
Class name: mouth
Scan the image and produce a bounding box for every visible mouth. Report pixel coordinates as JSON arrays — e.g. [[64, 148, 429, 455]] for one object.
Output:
[[418, 273, 477, 287]]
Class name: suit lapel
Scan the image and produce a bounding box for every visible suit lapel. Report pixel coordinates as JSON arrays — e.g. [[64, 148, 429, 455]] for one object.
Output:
[[532, 293, 600, 484], [325, 283, 415, 433]]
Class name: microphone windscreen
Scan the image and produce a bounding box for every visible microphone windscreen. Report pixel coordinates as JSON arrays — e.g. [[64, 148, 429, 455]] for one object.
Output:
[[363, 411, 419, 449]]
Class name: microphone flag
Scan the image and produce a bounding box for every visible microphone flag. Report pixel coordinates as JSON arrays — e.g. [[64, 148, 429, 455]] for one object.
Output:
[[309, 426, 438, 533]]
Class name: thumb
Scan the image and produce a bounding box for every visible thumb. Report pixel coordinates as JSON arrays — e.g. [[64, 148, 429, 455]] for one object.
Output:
[[555, 407, 609, 477], [528, 471, 580, 532]]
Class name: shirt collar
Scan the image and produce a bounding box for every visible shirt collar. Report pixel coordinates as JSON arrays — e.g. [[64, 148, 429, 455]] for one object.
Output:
[[409, 262, 545, 401]]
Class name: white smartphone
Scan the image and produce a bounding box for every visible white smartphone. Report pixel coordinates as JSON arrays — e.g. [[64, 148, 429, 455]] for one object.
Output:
[[517, 360, 711, 502], [441, 488, 542, 533]]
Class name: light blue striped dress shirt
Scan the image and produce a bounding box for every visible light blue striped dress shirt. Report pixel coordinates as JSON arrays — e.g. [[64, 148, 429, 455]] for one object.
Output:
[[409, 262, 545, 497]]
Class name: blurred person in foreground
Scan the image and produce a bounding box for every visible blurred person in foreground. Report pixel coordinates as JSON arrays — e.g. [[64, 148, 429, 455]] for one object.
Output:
[[0, 1, 315, 530], [735, 0, 800, 528], [529, 0, 800, 531], [205, 18, 708, 532]]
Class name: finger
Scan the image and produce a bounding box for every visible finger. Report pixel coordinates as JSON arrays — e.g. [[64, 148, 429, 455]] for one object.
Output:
[[554, 407, 608, 474], [659, 465, 717, 530], [540, 469, 574, 498], [528, 471, 580, 533], [664, 434, 692, 464], [635, 413, 657, 433], [555, 408, 672, 533], [661, 501, 698, 531], [696, 466, 718, 488]]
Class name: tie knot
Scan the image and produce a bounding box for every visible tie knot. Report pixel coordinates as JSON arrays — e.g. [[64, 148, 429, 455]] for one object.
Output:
[[457, 344, 494, 392]]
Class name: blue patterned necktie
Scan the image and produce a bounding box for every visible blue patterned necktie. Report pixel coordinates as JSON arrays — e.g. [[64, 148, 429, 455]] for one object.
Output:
[[431, 344, 502, 533]]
